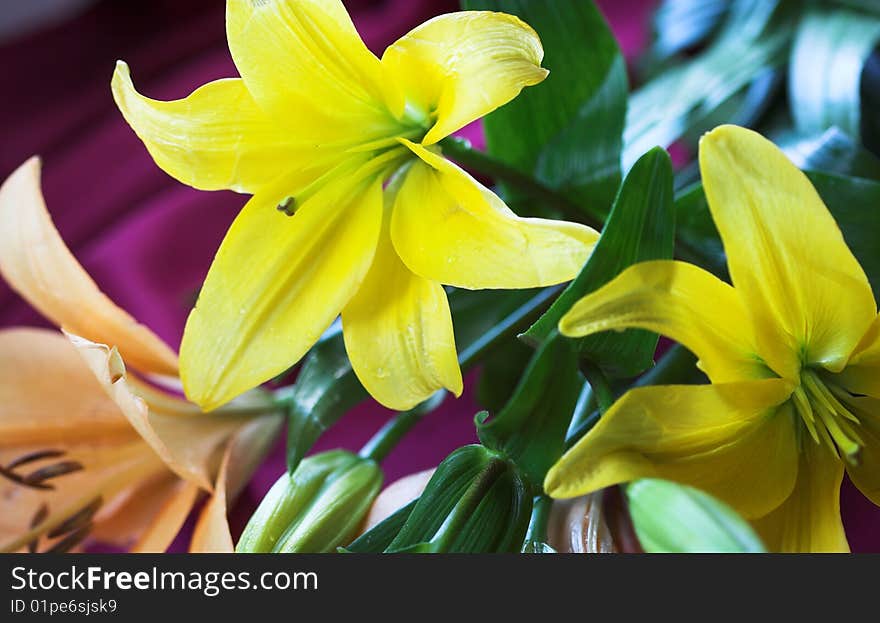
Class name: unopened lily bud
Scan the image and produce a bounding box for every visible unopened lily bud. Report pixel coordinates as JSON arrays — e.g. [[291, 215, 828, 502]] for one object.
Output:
[[626, 479, 765, 553], [236, 450, 382, 553]]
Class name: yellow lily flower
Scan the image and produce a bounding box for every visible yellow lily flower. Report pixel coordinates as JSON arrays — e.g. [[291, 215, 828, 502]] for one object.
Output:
[[545, 125, 880, 553], [0, 159, 282, 553], [112, 0, 599, 412]]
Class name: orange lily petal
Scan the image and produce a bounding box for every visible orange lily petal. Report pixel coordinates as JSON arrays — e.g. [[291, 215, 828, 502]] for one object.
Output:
[[0, 158, 178, 376]]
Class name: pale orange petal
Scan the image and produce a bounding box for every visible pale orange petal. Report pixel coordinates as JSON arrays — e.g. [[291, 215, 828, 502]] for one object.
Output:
[[362, 468, 435, 531], [0, 158, 178, 376], [68, 334, 248, 491], [129, 479, 202, 553], [189, 446, 234, 553], [0, 328, 132, 445]]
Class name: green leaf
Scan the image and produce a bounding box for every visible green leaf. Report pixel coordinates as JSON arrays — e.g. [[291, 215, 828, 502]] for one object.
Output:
[[648, 0, 733, 64], [386, 445, 532, 553], [625, 0, 792, 168], [789, 8, 880, 141], [523, 147, 676, 379], [341, 499, 417, 554], [462, 0, 628, 216], [283, 336, 366, 473], [775, 126, 880, 180], [832, 0, 880, 15], [674, 181, 727, 276], [475, 339, 534, 413], [627, 479, 765, 553], [477, 339, 583, 486]]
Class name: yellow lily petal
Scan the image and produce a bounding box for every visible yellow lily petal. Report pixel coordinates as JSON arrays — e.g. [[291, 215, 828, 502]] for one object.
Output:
[[838, 315, 880, 397], [112, 63, 301, 193], [69, 334, 257, 492], [392, 141, 597, 289], [840, 395, 880, 507], [180, 162, 384, 411], [342, 192, 462, 411], [559, 260, 768, 383], [381, 11, 548, 145], [226, 0, 395, 146], [0, 158, 179, 376], [699, 125, 876, 378], [0, 328, 133, 445], [752, 439, 848, 552], [545, 379, 798, 519]]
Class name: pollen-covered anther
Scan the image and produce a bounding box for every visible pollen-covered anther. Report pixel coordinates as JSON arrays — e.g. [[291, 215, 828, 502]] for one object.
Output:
[[793, 370, 864, 465]]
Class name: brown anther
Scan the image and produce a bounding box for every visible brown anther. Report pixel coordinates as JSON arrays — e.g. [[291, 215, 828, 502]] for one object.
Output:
[[6, 449, 65, 470], [22, 461, 84, 486], [27, 504, 49, 553], [0, 465, 53, 490], [277, 197, 296, 216], [44, 524, 92, 554], [48, 498, 102, 539]]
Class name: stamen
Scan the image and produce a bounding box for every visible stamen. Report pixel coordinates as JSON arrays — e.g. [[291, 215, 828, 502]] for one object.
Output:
[[797, 370, 864, 465], [22, 461, 84, 487], [44, 524, 92, 554], [47, 497, 101, 539], [791, 387, 820, 445], [27, 505, 48, 554], [25, 497, 102, 554], [1, 449, 86, 492], [276, 197, 296, 216], [803, 371, 860, 424], [6, 449, 65, 470]]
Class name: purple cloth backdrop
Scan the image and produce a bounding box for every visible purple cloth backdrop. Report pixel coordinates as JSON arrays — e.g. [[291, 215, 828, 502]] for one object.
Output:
[[2, 0, 878, 551]]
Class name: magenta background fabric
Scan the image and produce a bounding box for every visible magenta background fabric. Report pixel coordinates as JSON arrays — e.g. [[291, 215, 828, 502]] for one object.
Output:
[[2, 0, 878, 552]]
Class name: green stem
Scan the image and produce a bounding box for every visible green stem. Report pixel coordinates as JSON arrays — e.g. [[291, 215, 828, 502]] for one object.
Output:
[[579, 361, 615, 413], [439, 137, 602, 230], [633, 344, 700, 388], [359, 392, 446, 463], [566, 379, 597, 439], [524, 495, 553, 548], [458, 286, 560, 369]]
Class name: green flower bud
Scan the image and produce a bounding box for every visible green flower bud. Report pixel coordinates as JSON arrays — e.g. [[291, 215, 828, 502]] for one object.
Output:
[[626, 479, 765, 553], [236, 450, 382, 553]]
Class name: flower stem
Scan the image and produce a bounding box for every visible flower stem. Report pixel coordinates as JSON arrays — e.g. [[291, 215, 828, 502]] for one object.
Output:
[[439, 137, 602, 230], [458, 286, 561, 369], [524, 495, 553, 548], [359, 394, 445, 463], [579, 361, 615, 413]]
